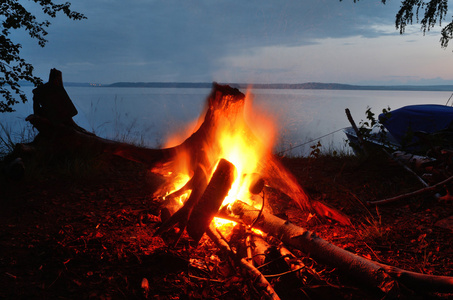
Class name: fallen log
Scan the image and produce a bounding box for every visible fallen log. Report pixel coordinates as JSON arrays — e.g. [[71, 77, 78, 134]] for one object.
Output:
[[230, 200, 453, 295]]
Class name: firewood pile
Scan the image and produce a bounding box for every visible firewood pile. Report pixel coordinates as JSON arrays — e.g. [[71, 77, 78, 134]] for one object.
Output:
[[6, 69, 453, 299]]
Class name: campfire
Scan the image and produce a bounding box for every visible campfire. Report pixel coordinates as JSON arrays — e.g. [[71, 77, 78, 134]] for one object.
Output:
[[149, 83, 350, 245]]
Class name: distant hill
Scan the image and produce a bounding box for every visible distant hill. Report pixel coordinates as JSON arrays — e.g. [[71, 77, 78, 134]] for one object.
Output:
[[19, 81, 97, 87], [105, 82, 453, 92], [107, 82, 213, 88]]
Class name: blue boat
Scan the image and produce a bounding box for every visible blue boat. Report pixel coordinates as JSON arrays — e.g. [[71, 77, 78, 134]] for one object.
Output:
[[344, 104, 453, 154]]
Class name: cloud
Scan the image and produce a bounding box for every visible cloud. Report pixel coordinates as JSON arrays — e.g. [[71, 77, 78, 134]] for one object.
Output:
[[12, 0, 444, 83]]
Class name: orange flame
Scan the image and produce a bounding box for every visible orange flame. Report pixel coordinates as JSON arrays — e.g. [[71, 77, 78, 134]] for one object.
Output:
[[153, 84, 351, 229], [160, 88, 276, 230]]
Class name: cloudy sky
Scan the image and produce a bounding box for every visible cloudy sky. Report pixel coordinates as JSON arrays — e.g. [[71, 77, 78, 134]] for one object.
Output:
[[12, 0, 453, 85]]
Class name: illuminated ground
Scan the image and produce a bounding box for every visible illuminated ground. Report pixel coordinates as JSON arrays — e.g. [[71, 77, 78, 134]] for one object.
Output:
[[0, 153, 452, 299]]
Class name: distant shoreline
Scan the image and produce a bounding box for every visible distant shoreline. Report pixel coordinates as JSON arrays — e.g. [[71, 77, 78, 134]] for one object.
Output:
[[21, 81, 453, 92], [104, 82, 453, 92]]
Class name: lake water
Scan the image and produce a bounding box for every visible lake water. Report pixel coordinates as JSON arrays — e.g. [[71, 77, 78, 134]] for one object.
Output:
[[2, 86, 452, 156]]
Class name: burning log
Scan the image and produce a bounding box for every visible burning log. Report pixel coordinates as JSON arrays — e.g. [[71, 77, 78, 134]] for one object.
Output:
[[186, 159, 236, 242], [155, 164, 209, 243], [230, 200, 453, 294]]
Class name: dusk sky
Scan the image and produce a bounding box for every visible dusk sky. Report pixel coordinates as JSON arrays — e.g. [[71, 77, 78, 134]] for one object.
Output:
[[13, 0, 453, 85]]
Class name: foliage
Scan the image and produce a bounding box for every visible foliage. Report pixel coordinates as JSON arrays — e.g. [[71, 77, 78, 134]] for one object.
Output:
[[0, 1, 85, 113], [346, 106, 392, 153], [0, 121, 35, 158], [309, 141, 322, 159], [358, 106, 391, 141], [346, 0, 453, 49]]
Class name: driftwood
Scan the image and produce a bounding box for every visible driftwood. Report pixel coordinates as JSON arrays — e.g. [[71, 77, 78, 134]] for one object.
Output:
[[230, 200, 453, 294], [18, 68, 170, 165], [32, 68, 78, 126]]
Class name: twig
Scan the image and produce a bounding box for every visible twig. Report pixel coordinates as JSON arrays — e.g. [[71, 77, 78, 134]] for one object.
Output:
[[206, 224, 281, 300], [367, 174, 453, 205], [189, 275, 224, 283], [264, 267, 305, 279]]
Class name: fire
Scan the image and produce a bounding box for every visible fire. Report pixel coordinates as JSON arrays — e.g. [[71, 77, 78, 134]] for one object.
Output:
[[163, 172, 191, 205], [153, 83, 349, 242], [212, 90, 276, 210], [213, 217, 265, 237], [158, 87, 276, 232], [212, 217, 236, 236]]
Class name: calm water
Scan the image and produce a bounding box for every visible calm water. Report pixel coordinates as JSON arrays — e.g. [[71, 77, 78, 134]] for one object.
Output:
[[2, 86, 452, 156]]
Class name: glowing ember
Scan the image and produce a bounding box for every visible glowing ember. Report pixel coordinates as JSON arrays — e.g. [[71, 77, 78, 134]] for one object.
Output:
[[213, 217, 265, 237], [213, 217, 237, 236], [163, 173, 191, 204]]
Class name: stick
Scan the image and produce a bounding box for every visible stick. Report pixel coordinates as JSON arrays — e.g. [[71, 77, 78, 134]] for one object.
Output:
[[206, 225, 281, 300], [367, 174, 453, 205]]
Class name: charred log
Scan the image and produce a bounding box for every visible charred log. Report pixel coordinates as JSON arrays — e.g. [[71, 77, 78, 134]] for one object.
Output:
[[186, 159, 236, 242], [155, 164, 209, 242]]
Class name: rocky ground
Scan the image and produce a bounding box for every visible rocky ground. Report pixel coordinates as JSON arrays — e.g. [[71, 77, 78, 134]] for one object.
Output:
[[0, 151, 452, 299]]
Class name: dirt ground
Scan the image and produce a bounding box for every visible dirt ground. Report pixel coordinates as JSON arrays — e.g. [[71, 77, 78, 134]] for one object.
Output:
[[0, 151, 452, 299]]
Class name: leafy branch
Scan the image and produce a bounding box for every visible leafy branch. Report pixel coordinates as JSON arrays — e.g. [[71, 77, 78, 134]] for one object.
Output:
[[0, 1, 86, 112], [345, 0, 453, 49]]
